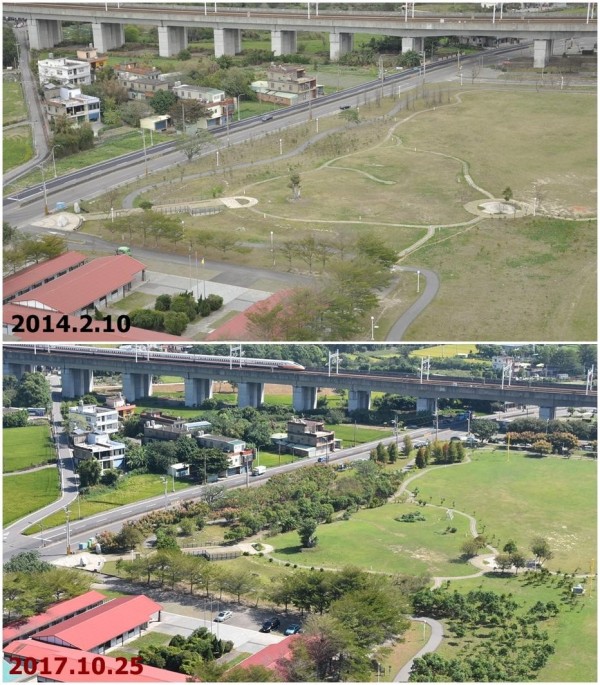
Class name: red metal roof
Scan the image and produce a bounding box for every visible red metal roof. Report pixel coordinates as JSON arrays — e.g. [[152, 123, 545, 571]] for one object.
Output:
[[33, 595, 162, 651], [3, 304, 188, 342], [3, 252, 87, 300], [4, 640, 189, 682], [13, 255, 147, 315], [237, 635, 298, 673], [3, 591, 106, 646]]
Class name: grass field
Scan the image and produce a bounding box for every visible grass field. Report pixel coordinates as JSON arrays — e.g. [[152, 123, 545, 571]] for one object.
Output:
[[324, 424, 393, 446], [413, 450, 597, 572], [409, 344, 479, 358], [107, 631, 172, 659], [3, 424, 54, 473], [3, 125, 34, 171], [445, 572, 596, 682], [3, 468, 60, 525], [3, 81, 27, 124], [265, 500, 473, 577], [22, 474, 191, 533]]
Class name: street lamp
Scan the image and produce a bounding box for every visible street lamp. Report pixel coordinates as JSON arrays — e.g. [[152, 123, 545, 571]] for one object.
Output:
[[28, 520, 46, 547], [140, 128, 148, 176], [270, 230, 274, 266], [74, 474, 81, 520], [416, 270, 421, 293], [37, 162, 49, 215], [279, 138, 283, 155], [64, 507, 71, 555], [50, 144, 61, 178], [370, 316, 379, 341], [160, 477, 168, 504]]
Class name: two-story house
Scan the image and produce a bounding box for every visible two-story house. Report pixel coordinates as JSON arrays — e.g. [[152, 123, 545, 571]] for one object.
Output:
[[69, 403, 119, 434], [38, 57, 91, 87], [285, 418, 336, 458]]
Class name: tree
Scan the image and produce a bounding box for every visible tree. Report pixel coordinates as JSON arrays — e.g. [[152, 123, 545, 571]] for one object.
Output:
[[502, 186, 513, 202], [150, 90, 178, 115], [163, 311, 189, 336], [77, 458, 101, 487], [3, 221, 18, 245], [339, 108, 360, 124], [509, 550, 526, 574], [387, 442, 399, 463], [503, 540, 518, 555], [531, 439, 552, 457], [470, 419, 497, 444], [177, 129, 217, 163], [460, 539, 481, 559], [531, 537, 553, 566], [14, 372, 51, 409], [494, 553, 513, 573], [4, 551, 52, 574], [288, 172, 301, 200], [403, 434, 413, 458], [298, 518, 318, 548], [356, 233, 398, 269], [415, 449, 427, 469]]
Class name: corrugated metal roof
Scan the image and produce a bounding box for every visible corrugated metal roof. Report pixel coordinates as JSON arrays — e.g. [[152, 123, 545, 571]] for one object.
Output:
[[3, 591, 106, 645], [33, 595, 161, 651], [13, 255, 146, 314], [3, 251, 87, 299]]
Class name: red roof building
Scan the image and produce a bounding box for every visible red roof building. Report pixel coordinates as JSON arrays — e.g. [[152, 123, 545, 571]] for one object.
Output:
[[236, 635, 299, 678], [13, 255, 147, 316], [3, 251, 87, 304], [3, 591, 106, 647], [4, 640, 189, 682], [33, 595, 162, 653]]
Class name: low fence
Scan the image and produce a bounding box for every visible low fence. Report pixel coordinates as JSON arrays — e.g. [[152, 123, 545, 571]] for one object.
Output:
[[182, 545, 243, 561]]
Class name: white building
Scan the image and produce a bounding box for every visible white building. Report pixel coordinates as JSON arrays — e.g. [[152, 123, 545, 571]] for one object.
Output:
[[44, 86, 100, 126], [38, 57, 91, 87], [171, 84, 232, 128], [72, 430, 126, 471], [69, 403, 119, 434]]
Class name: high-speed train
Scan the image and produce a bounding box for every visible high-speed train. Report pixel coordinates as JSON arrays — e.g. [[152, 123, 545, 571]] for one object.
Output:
[[24, 344, 305, 371]]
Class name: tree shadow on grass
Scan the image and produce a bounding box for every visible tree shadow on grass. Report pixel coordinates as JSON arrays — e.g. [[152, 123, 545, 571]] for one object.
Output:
[[274, 545, 303, 556]]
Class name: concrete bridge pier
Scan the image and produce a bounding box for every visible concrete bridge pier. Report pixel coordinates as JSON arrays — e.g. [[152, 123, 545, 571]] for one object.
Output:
[[292, 386, 318, 412], [28, 18, 63, 50], [348, 390, 371, 413], [329, 32, 354, 61], [272, 30, 297, 56], [402, 36, 424, 53], [538, 406, 557, 421], [416, 397, 436, 414], [158, 26, 188, 57], [238, 382, 264, 408], [122, 372, 153, 402], [62, 367, 94, 399], [184, 377, 212, 407], [214, 28, 242, 57], [533, 39, 553, 68], [91, 22, 125, 53], [3, 362, 34, 379]]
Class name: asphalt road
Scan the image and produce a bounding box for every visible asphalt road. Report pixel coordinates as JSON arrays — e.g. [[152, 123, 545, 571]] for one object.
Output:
[[394, 617, 445, 682], [387, 266, 440, 340]]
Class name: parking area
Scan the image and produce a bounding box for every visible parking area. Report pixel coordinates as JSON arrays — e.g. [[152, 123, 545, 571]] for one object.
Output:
[[154, 611, 285, 655]]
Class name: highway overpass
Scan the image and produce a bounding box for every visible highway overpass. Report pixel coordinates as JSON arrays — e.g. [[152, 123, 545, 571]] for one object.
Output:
[[4, 3, 596, 66], [4, 345, 596, 420]]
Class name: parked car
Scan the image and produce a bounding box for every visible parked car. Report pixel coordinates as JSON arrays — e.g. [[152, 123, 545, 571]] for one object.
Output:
[[339, 105, 350, 110], [284, 624, 302, 635], [260, 617, 281, 632], [261, 113, 273, 122], [215, 610, 232, 622]]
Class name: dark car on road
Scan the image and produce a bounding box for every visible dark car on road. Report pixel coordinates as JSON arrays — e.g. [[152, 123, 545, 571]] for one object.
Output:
[[284, 624, 302, 635], [260, 617, 280, 633]]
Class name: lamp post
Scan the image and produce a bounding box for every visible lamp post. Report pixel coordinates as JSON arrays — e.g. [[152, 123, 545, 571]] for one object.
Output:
[[270, 230, 274, 265], [74, 474, 81, 520], [160, 477, 168, 504], [64, 507, 71, 555], [140, 128, 148, 176], [416, 270, 421, 293], [50, 144, 61, 178], [279, 138, 283, 155], [370, 316, 379, 341], [29, 520, 46, 547], [37, 162, 49, 215]]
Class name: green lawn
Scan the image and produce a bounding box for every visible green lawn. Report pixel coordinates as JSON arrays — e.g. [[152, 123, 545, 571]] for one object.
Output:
[[22, 474, 192, 533], [107, 631, 172, 658], [444, 572, 596, 682], [3, 468, 60, 525], [324, 424, 393, 446], [3, 81, 27, 124], [3, 125, 33, 171], [265, 500, 473, 577], [255, 450, 296, 468], [413, 450, 597, 572], [3, 424, 55, 473]]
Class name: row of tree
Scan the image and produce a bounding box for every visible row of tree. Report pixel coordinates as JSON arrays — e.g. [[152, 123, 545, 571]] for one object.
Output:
[[3, 223, 68, 274], [3, 372, 51, 410]]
